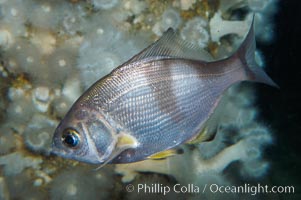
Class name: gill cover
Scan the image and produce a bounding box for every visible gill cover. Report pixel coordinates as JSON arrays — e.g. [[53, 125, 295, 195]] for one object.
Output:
[[52, 108, 117, 164]]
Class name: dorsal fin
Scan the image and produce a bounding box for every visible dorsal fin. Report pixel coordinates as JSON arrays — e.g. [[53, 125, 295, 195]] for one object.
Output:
[[126, 28, 213, 64]]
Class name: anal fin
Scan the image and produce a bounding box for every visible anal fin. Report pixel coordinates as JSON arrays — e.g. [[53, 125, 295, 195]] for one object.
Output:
[[187, 126, 216, 144], [147, 148, 183, 160]]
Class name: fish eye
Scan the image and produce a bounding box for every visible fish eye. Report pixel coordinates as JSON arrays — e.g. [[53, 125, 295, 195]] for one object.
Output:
[[62, 128, 80, 148]]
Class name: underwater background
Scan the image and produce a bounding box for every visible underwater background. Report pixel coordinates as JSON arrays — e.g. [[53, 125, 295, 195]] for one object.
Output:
[[256, 0, 301, 199], [0, 0, 300, 199]]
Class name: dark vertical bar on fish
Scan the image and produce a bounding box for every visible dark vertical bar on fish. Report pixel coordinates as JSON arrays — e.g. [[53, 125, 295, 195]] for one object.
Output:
[[52, 20, 277, 165]]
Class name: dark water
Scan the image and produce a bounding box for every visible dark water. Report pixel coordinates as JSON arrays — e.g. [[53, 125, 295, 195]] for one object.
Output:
[[257, 0, 301, 199]]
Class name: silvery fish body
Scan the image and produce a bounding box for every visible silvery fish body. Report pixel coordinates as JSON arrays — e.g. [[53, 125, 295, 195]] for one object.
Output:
[[52, 23, 276, 164]]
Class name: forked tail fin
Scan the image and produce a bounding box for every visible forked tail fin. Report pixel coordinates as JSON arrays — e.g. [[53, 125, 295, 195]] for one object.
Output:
[[236, 16, 278, 88]]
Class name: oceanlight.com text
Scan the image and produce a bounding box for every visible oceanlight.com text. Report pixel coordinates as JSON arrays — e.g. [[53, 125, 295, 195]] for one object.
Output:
[[125, 183, 295, 196], [208, 183, 294, 196]]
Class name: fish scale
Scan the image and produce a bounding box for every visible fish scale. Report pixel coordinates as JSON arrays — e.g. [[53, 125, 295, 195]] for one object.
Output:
[[52, 24, 277, 164], [99, 58, 242, 162]]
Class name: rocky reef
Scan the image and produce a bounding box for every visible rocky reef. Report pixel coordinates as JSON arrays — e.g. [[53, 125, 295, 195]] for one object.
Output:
[[0, 0, 278, 199]]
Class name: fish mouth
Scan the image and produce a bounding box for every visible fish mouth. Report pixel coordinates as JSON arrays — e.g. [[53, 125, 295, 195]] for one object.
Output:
[[50, 144, 61, 156], [50, 145, 75, 161], [50, 138, 67, 157]]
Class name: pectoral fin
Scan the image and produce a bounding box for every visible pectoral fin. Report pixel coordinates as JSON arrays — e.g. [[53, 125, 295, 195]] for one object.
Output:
[[116, 133, 138, 149], [94, 133, 138, 170], [107, 133, 138, 162]]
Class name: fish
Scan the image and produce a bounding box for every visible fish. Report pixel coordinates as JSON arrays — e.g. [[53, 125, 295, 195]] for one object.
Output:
[[51, 20, 277, 165]]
